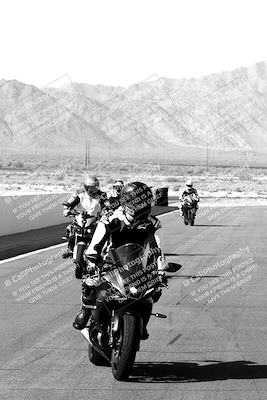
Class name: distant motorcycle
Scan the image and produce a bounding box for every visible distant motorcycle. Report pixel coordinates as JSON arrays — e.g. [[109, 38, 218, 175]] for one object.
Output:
[[181, 194, 198, 226], [62, 203, 97, 278], [80, 243, 169, 381]]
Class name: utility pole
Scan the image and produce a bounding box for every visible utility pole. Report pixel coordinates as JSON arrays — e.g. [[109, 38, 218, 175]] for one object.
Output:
[[85, 139, 90, 167], [88, 139, 90, 166], [206, 144, 210, 171], [85, 140, 88, 167]]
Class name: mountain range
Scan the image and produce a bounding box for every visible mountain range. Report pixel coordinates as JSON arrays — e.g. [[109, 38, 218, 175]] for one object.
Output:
[[0, 61, 267, 163]]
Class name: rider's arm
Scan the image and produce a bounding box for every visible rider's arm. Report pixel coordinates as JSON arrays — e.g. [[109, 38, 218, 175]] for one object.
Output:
[[63, 190, 81, 212], [193, 188, 200, 202], [179, 189, 185, 200], [147, 216, 166, 271], [85, 220, 110, 256]]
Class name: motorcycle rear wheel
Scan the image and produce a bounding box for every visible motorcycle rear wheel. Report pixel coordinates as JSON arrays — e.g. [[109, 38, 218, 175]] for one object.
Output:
[[111, 314, 140, 381]]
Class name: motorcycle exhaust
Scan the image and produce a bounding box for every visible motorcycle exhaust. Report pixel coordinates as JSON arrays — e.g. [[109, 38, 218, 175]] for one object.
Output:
[[151, 313, 167, 318]]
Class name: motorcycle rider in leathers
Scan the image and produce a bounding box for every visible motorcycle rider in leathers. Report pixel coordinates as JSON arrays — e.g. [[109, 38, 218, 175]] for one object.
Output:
[[103, 180, 124, 216], [72, 182, 166, 340], [62, 176, 102, 259], [180, 179, 200, 217]]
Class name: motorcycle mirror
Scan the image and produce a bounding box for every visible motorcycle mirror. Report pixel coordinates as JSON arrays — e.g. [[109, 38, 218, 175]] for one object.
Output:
[[164, 263, 182, 273], [152, 313, 167, 318]]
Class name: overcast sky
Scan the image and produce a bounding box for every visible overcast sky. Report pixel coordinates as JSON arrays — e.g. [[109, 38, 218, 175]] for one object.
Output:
[[1, 0, 267, 88]]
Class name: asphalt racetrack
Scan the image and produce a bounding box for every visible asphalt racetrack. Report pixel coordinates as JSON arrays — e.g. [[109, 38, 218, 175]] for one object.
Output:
[[0, 206, 266, 399]]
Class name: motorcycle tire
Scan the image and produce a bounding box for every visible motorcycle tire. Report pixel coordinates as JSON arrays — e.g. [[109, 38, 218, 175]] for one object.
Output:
[[75, 244, 86, 279], [111, 314, 140, 381], [75, 264, 83, 279], [88, 343, 110, 366], [189, 210, 196, 226], [189, 213, 194, 226]]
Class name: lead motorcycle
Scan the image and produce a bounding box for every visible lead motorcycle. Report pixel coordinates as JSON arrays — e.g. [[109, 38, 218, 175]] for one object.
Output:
[[80, 243, 168, 381], [181, 194, 198, 226]]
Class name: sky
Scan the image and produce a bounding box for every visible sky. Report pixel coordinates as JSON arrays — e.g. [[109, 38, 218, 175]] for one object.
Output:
[[0, 0, 267, 88]]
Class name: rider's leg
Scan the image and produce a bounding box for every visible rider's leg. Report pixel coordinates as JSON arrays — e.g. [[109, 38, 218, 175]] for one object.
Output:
[[62, 225, 75, 258], [73, 281, 96, 330]]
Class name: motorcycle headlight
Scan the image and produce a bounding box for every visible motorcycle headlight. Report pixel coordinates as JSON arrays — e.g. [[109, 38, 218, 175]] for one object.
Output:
[[129, 286, 138, 295]]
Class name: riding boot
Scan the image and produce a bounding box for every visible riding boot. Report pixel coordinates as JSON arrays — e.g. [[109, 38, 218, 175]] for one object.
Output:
[[73, 306, 91, 330], [62, 247, 73, 259], [73, 283, 96, 330]]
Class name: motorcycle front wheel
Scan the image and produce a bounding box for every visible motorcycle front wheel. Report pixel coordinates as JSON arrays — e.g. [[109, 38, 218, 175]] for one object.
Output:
[[111, 314, 140, 381], [189, 210, 195, 226], [74, 243, 87, 279]]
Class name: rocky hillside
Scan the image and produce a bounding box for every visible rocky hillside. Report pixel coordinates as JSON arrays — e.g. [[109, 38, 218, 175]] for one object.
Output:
[[0, 61, 267, 161]]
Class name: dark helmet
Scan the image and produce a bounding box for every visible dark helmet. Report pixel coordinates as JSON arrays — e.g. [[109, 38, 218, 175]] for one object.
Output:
[[83, 176, 99, 196], [121, 182, 153, 222]]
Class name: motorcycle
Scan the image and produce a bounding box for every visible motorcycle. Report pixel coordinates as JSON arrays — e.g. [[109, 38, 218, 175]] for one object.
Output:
[[80, 243, 168, 381], [181, 194, 198, 226], [62, 203, 97, 279]]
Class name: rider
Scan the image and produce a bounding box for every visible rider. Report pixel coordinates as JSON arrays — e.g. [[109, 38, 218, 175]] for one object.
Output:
[[104, 180, 124, 215], [61, 176, 102, 259], [180, 179, 200, 217], [72, 182, 166, 339]]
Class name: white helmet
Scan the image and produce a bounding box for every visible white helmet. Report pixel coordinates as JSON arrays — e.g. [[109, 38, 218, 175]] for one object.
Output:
[[84, 176, 99, 188], [84, 176, 99, 195], [186, 179, 193, 187]]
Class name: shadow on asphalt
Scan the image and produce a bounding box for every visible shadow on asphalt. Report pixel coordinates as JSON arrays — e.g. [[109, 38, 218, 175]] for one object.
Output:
[[130, 361, 267, 382], [195, 224, 240, 227], [165, 253, 216, 257]]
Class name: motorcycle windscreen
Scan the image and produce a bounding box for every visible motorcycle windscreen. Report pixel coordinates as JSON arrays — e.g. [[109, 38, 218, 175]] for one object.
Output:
[[104, 243, 160, 299]]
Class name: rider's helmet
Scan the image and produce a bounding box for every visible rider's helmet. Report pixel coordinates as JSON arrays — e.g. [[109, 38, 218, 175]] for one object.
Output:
[[121, 182, 153, 224], [186, 179, 193, 188], [83, 176, 99, 196], [113, 180, 124, 197]]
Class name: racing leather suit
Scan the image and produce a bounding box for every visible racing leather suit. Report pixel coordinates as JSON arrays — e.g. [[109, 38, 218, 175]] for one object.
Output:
[[63, 189, 102, 253], [73, 207, 166, 334], [180, 187, 199, 215]]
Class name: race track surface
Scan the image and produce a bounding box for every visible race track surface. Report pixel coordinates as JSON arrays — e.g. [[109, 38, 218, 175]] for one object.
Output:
[[0, 206, 266, 400]]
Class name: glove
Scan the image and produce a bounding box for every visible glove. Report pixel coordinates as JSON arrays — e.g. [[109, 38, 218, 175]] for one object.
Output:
[[157, 255, 167, 271], [160, 273, 168, 286], [85, 260, 96, 275], [63, 209, 71, 217], [84, 275, 99, 287]]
